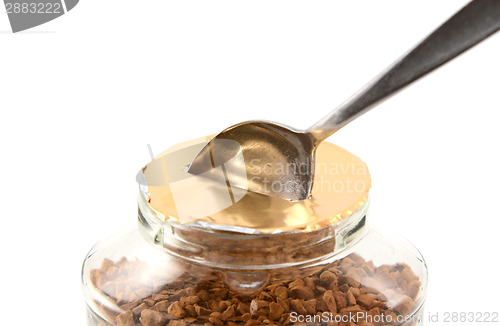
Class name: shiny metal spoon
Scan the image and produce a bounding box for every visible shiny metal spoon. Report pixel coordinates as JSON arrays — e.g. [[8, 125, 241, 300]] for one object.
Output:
[[188, 0, 500, 201]]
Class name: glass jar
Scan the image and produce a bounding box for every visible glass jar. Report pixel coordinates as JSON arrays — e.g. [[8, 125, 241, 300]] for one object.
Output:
[[82, 139, 428, 326]]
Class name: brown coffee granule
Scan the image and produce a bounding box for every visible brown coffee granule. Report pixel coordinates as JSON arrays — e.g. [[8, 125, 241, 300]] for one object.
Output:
[[88, 253, 421, 325]]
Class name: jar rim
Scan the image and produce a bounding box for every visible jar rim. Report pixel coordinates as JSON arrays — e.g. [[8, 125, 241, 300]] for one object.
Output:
[[138, 137, 371, 233], [137, 191, 369, 269]]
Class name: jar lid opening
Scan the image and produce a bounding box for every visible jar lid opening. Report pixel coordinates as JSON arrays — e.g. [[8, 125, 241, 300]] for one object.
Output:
[[138, 137, 371, 233]]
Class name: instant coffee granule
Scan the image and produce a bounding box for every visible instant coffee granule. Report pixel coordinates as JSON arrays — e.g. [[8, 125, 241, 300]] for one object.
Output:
[[89, 253, 421, 326]]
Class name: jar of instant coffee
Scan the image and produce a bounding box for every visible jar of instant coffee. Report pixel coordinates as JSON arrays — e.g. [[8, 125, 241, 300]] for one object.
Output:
[[82, 137, 428, 326]]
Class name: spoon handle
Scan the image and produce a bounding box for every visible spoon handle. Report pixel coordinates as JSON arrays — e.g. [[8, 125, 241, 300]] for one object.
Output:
[[308, 0, 500, 141]]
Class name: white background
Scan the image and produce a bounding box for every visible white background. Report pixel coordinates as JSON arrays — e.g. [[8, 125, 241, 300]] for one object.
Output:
[[1, 0, 499, 325]]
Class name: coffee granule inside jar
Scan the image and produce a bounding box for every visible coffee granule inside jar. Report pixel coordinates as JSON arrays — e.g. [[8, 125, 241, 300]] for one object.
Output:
[[88, 253, 421, 326]]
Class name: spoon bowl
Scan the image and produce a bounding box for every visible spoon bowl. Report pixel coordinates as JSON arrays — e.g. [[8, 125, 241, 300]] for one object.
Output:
[[187, 121, 317, 201]]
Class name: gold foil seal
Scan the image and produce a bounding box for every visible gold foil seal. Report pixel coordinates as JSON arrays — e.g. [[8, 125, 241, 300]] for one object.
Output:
[[143, 137, 371, 233]]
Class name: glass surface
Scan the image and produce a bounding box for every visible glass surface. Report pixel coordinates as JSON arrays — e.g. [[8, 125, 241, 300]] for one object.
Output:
[[82, 217, 427, 326]]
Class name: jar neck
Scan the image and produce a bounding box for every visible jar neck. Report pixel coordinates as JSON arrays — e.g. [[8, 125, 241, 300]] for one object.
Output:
[[137, 191, 369, 270]]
